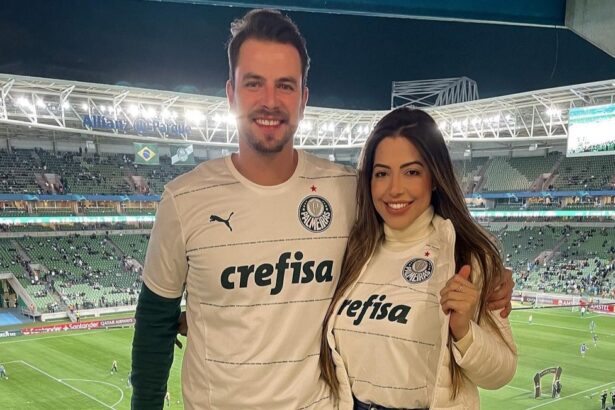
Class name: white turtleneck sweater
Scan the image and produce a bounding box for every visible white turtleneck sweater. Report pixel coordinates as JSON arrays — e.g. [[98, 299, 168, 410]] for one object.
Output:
[[333, 206, 471, 408]]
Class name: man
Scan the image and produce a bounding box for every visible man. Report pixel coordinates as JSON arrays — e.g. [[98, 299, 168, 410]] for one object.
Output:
[[611, 389, 615, 407], [593, 332, 598, 347], [554, 379, 562, 398], [110, 359, 118, 374], [580, 342, 587, 358], [590, 319, 596, 333], [0, 364, 7, 380], [131, 9, 514, 410], [601, 390, 608, 410]]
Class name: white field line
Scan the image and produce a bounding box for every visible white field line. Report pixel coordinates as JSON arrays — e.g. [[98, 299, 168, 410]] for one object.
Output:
[[510, 320, 615, 337], [524, 380, 615, 410], [0, 328, 127, 345], [19, 360, 114, 409], [62, 378, 124, 409], [505, 384, 533, 393]]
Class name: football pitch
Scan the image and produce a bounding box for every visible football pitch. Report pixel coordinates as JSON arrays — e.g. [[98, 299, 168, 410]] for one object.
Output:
[[0, 308, 613, 409]]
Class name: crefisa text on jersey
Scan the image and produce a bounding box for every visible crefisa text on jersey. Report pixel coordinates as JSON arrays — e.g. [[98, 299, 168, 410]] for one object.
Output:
[[221, 251, 333, 295], [337, 294, 411, 326]]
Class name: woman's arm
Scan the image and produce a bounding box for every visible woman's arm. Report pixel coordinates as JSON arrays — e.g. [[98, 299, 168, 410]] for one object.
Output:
[[452, 311, 517, 389]]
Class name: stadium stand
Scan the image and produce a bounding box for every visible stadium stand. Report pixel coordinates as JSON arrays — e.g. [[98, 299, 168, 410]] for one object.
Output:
[[452, 157, 488, 193], [1, 145, 613, 315], [481, 153, 560, 192], [554, 155, 615, 190]]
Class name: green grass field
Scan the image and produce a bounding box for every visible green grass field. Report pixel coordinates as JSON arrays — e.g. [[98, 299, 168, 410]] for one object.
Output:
[[0, 308, 613, 409], [481, 307, 615, 410]]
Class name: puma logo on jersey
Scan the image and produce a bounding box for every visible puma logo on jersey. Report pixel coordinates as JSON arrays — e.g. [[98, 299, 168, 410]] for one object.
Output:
[[337, 294, 411, 326], [210, 212, 234, 231], [220, 251, 334, 295]]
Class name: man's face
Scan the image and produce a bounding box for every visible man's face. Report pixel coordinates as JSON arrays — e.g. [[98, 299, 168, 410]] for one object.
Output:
[[227, 39, 308, 154]]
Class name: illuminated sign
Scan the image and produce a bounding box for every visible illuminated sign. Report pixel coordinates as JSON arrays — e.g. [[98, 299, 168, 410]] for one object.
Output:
[[0, 215, 155, 225], [469, 209, 615, 217], [83, 115, 191, 137]]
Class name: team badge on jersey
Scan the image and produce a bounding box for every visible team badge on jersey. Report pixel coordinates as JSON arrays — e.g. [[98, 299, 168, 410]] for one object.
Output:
[[402, 258, 434, 284], [298, 195, 332, 232]]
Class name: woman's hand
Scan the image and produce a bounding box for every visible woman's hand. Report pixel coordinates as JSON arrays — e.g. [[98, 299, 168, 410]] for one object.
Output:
[[440, 265, 479, 341]]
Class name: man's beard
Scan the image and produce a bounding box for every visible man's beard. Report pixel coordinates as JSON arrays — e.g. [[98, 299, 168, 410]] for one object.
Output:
[[243, 126, 296, 153], [240, 108, 297, 154]]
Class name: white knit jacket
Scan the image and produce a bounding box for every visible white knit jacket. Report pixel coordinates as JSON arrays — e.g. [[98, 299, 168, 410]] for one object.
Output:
[[325, 214, 518, 410]]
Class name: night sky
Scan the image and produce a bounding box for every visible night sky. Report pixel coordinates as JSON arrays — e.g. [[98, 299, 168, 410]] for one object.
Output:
[[1, 0, 615, 109]]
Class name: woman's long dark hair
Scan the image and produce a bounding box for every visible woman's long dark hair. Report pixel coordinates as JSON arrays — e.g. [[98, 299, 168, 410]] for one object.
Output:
[[320, 107, 505, 398]]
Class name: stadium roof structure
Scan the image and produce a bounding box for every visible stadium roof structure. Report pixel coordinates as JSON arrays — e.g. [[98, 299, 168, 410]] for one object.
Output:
[[0, 73, 614, 150]]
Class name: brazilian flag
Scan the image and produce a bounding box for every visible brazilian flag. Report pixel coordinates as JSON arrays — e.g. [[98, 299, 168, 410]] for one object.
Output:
[[171, 144, 195, 166], [134, 143, 159, 165]]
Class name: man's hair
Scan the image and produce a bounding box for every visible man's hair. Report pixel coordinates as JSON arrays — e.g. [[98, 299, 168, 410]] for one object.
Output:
[[227, 9, 310, 87]]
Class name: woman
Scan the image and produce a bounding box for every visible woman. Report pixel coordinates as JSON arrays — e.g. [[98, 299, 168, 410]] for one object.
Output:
[[320, 108, 517, 410]]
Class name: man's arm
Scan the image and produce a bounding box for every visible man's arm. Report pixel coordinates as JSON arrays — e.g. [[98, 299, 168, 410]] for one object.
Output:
[[131, 284, 182, 410], [487, 267, 514, 318], [131, 188, 188, 409]]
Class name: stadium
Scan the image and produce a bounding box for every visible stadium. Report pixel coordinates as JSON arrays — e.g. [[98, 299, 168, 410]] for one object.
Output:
[[1, 1, 614, 409]]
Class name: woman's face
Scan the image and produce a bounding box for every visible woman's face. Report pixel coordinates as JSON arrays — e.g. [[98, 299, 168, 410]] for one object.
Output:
[[370, 136, 433, 230]]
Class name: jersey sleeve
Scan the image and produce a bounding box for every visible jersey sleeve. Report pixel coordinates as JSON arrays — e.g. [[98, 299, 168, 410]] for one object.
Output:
[[143, 188, 189, 298]]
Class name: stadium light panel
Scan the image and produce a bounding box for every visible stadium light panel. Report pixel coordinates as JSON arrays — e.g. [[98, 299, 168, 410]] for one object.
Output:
[[100, 106, 107, 113], [17, 97, 31, 108], [300, 120, 313, 132], [81, 103, 88, 110], [144, 107, 156, 119], [128, 105, 139, 116], [62, 101, 70, 109], [546, 107, 560, 117], [438, 121, 447, 129], [36, 99, 45, 108]]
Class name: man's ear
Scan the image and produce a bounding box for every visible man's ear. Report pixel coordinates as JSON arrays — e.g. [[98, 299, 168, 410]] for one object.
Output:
[[299, 86, 309, 119], [226, 79, 235, 109]]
